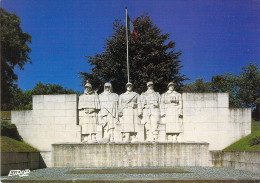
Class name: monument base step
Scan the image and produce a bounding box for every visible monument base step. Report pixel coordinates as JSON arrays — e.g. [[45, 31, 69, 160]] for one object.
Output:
[[52, 142, 209, 167]]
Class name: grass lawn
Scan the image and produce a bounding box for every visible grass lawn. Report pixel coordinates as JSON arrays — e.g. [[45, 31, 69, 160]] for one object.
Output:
[[1, 136, 39, 152], [224, 119, 260, 151]]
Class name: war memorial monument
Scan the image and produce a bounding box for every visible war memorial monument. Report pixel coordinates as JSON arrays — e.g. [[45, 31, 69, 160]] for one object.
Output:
[[11, 80, 251, 168], [1, 3, 260, 182], [7, 9, 255, 175]]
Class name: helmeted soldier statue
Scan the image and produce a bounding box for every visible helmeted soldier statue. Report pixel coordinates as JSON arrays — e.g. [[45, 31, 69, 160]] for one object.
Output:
[[78, 81, 100, 142], [118, 82, 142, 142], [161, 82, 183, 142], [141, 81, 161, 142], [99, 83, 119, 142]]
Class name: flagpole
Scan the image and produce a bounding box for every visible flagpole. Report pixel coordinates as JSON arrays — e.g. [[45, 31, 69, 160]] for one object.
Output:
[[125, 7, 130, 83]]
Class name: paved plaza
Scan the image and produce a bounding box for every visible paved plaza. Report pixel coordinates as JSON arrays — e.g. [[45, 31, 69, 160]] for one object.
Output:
[[1, 166, 260, 182]]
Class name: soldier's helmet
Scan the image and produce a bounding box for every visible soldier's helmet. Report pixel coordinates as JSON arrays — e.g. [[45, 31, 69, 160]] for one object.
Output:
[[147, 81, 153, 87], [104, 82, 113, 92], [85, 80, 92, 88], [104, 83, 112, 87], [167, 82, 175, 88], [125, 82, 132, 87]]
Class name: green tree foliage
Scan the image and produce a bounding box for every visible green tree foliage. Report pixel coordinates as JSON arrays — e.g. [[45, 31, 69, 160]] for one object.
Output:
[[31, 82, 77, 95], [182, 78, 211, 93], [236, 63, 260, 108], [7, 82, 78, 110], [8, 88, 32, 110], [211, 63, 260, 110], [237, 63, 260, 120], [0, 8, 32, 110], [79, 13, 187, 94], [210, 72, 240, 107], [184, 63, 260, 116]]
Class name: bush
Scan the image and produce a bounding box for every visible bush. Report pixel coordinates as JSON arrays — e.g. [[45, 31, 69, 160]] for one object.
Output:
[[0, 111, 11, 120], [249, 136, 260, 147], [1, 120, 22, 141]]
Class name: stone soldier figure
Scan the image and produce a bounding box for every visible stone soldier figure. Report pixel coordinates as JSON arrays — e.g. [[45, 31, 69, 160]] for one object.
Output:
[[118, 82, 142, 142], [141, 81, 161, 142], [78, 81, 100, 142], [161, 82, 183, 142], [99, 83, 119, 142]]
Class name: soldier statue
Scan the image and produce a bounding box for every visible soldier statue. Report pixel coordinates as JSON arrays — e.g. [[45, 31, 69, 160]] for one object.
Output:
[[161, 82, 183, 142], [78, 81, 100, 142], [99, 83, 119, 142], [141, 81, 161, 142], [118, 82, 142, 142]]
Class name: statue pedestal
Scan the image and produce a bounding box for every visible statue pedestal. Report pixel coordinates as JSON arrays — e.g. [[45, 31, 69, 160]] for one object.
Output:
[[52, 142, 209, 167]]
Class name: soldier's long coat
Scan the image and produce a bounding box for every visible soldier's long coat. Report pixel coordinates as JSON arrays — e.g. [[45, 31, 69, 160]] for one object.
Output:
[[119, 91, 141, 132]]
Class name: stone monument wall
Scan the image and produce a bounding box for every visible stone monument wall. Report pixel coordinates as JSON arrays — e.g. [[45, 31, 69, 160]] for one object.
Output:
[[11, 93, 251, 156], [52, 142, 209, 167], [11, 94, 81, 152], [1, 152, 40, 176], [181, 93, 251, 150], [210, 151, 260, 174]]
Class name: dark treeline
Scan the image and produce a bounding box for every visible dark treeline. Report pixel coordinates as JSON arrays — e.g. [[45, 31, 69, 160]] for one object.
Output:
[[1, 82, 78, 111], [182, 63, 259, 120]]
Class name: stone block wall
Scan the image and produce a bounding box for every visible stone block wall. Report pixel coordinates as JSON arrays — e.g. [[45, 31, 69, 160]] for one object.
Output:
[[11, 93, 251, 156], [39, 151, 52, 168], [52, 142, 209, 167], [11, 94, 81, 152], [210, 151, 260, 174], [1, 152, 40, 176], [182, 93, 251, 150]]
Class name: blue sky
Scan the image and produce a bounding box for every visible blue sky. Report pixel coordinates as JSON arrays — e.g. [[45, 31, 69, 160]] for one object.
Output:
[[1, 0, 260, 92]]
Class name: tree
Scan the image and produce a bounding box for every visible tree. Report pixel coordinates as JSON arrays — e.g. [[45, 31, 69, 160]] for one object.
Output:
[[210, 72, 241, 107], [210, 63, 260, 110], [182, 62, 259, 114], [236, 63, 260, 108], [0, 8, 32, 110], [79, 13, 187, 94], [9, 88, 32, 110], [236, 63, 260, 120], [182, 78, 211, 93], [7, 82, 78, 110], [31, 82, 78, 95]]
